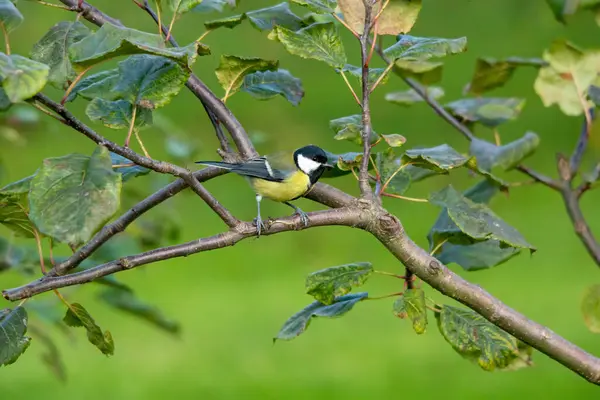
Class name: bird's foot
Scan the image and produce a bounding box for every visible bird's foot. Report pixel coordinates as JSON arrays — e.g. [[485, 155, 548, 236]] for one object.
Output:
[[253, 216, 267, 237], [293, 209, 310, 227]]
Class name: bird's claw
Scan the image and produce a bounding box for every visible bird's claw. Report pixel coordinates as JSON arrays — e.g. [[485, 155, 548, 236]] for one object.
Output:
[[294, 210, 310, 227], [253, 216, 266, 237]]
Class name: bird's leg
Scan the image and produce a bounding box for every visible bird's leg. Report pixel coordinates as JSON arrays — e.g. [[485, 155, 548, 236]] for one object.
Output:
[[253, 194, 266, 236], [284, 202, 309, 227]]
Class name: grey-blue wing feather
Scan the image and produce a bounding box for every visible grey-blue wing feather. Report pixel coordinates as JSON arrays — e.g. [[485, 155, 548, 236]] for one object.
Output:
[[196, 157, 288, 182]]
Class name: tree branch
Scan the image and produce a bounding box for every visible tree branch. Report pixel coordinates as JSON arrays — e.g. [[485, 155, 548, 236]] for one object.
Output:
[[358, 2, 375, 198], [570, 108, 595, 178], [58, 0, 257, 159]]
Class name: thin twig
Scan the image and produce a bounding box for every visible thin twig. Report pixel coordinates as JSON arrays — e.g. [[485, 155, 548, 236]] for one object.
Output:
[[515, 165, 561, 191], [340, 71, 362, 106], [570, 108, 595, 177]]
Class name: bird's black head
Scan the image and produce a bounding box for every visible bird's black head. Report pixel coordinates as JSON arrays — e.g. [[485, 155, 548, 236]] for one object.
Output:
[[293, 145, 332, 184]]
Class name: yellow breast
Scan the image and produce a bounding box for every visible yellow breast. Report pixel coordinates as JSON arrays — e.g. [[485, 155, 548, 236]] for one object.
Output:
[[250, 171, 311, 202]]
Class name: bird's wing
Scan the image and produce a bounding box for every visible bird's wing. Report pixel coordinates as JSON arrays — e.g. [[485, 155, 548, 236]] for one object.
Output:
[[230, 156, 291, 182]]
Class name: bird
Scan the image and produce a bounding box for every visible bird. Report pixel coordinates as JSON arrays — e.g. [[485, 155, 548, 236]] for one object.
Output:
[[195, 145, 333, 236]]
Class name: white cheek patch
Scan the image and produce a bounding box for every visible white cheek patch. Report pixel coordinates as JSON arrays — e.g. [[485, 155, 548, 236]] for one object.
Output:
[[297, 154, 322, 175]]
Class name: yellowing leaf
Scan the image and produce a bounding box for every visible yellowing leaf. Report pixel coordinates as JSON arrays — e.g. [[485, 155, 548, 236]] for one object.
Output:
[[338, 0, 422, 35]]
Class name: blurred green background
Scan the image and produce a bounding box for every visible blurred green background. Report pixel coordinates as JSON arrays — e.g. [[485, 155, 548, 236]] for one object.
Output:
[[2, 0, 600, 398]]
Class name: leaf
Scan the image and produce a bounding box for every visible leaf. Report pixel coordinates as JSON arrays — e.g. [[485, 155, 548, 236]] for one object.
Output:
[[65, 69, 120, 103], [204, 14, 246, 29], [394, 59, 443, 85], [291, 0, 337, 13], [0, 192, 34, 238], [444, 97, 525, 127], [321, 150, 364, 178], [534, 40, 600, 116], [382, 134, 406, 147], [582, 283, 600, 333], [338, 0, 422, 35], [69, 22, 203, 69], [0, 53, 49, 102], [428, 185, 535, 253], [340, 64, 390, 86], [111, 55, 190, 109], [215, 55, 278, 100], [270, 22, 347, 68], [163, 0, 202, 15], [109, 152, 150, 182], [28, 145, 122, 247], [329, 114, 379, 145], [274, 292, 367, 342], [0, 0, 23, 33], [436, 305, 533, 371], [402, 144, 471, 173], [436, 240, 520, 271], [0, 307, 31, 366], [193, 0, 239, 13], [241, 69, 304, 106], [246, 2, 304, 31], [305, 262, 373, 305], [63, 303, 114, 355], [98, 289, 180, 335], [385, 86, 444, 106], [376, 148, 434, 194], [392, 289, 427, 334], [466, 57, 546, 95], [589, 85, 600, 105], [469, 132, 540, 172], [384, 35, 467, 61], [86, 98, 153, 129], [31, 21, 92, 89]]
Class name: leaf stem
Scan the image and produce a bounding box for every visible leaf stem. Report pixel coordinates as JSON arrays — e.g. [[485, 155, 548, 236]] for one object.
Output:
[[165, 3, 180, 42], [0, 22, 10, 55], [154, 0, 162, 37], [380, 162, 411, 193], [366, 292, 403, 300], [61, 64, 94, 105], [430, 238, 448, 256], [32, 229, 47, 274], [134, 128, 150, 158], [332, 12, 359, 38], [369, 154, 380, 180], [381, 192, 428, 203], [34, 0, 77, 10], [196, 29, 212, 43], [369, 62, 394, 93], [28, 100, 69, 124], [493, 129, 501, 146], [125, 105, 138, 148], [374, 270, 405, 279], [340, 71, 362, 106]]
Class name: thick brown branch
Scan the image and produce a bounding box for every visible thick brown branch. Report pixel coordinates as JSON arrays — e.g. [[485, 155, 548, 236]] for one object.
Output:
[[58, 0, 257, 159]]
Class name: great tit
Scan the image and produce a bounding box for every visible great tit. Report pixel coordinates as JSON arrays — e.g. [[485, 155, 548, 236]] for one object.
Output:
[[195, 145, 333, 235]]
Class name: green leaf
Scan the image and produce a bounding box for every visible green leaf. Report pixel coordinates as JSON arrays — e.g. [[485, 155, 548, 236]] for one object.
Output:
[[241, 69, 304, 106], [428, 185, 535, 253], [69, 22, 202, 69], [0, 0, 23, 33], [444, 97, 525, 127], [402, 144, 471, 173], [63, 303, 114, 355], [470, 132, 540, 172], [0, 53, 49, 103], [330, 114, 379, 145], [582, 284, 600, 333], [163, 0, 202, 15], [376, 148, 434, 194], [65, 69, 120, 103], [589, 85, 600, 105], [384, 35, 467, 61], [385, 86, 444, 106], [392, 289, 427, 334], [436, 305, 533, 371], [0, 307, 31, 366], [28, 145, 122, 247], [98, 289, 180, 335], [321, 150, 364, 178], [270, 22, 347, 68], [204, 14, 246, 29], [111, 55, 190, 109], [436, 240, 520, 271], [194, 0, 239, 13], [381, 134, 407, 147], [291, 0, 337, 13], [0, 191, 34, 238], [215, 55, 278, 100], [394, 59, 443, 85], [30, 21, 92, 89], [86, 98, 153, 130], [274, 292, 367, 342], [534, 40, 600, 116], [467, 57, 546, 95], [305, 262, 373, 305], [338, 0, 421, 35], [246, 2, 304, 31], [109, 152, 150, 182], [340, 64, 390, 86]]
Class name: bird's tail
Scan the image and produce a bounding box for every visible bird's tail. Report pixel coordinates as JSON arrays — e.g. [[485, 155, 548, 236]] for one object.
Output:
[[194, 161, 238, 170]]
